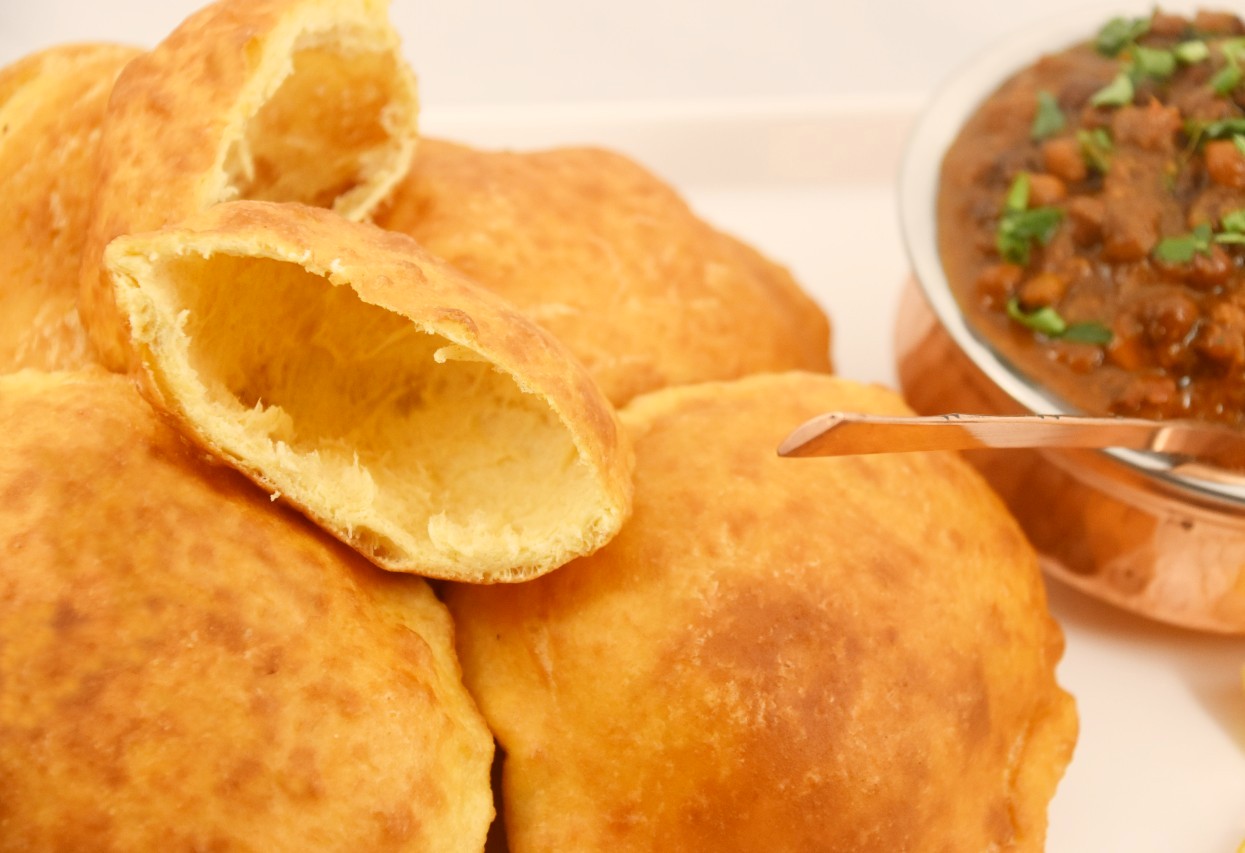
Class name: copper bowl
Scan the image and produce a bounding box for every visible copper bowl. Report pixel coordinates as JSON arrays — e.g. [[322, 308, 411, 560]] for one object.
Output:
[[894, 4, 1245, 634]]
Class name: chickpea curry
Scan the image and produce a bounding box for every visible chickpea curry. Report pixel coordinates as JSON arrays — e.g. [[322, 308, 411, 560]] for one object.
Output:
[[939, 8, 1245, 425]]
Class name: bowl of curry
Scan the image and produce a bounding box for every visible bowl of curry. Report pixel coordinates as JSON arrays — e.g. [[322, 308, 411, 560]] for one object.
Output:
[[897, 4, 1245, 633]]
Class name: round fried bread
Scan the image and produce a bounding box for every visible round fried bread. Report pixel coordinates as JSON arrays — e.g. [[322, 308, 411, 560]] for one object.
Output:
[[105, 200, 633, 582], [79, 0, 420, 371], [0, 43, 139, 372], [377, 139, 833, 406], [0, 370, 494, 850], [446, 372, 1077, 851]]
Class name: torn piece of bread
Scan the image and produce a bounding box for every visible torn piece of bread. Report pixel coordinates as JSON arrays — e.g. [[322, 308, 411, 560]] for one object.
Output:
[[0, 43, 139, 372], [377, 139, 834, 406], [79, 0, 419, 371], [105, 200, 633, 582], [447, 372, 1077, 851], [0, 369, 494, 850]]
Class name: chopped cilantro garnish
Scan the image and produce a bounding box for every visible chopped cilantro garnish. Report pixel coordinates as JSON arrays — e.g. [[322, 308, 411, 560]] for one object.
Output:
[[1031, 91, 1066, 140], [1133, 45, 1177, 80], [1006, 298, 1112, 344], [1077, 128, 1114, 173], [1154, 222, 1215, 263], [996, 174, 1064, 266], [1221, 208, 1245, 234], [1004, 171, 1031, 211], [1185, 117, 1245, 151], [1063, 322, 1115, 345], [1091, 71, 1135, 107], [1235, 134, 1245, 157], [1006, 298, 1066, 336], [1212, 62, 1242, 95], [1223, 38, 1245, 62], [1154, 214, 1245, 256], [1096, 16, 1150, 57], [1174, 40, 1210, 64], [1212, 38, 1245, 95], [1214, 209, 1245, 244]]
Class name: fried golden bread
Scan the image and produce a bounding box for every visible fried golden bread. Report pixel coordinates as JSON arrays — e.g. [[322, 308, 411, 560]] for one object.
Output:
[[0, 43, 139, 372], [79, 0, 419, 371], [447, 372, 1077, 851], [378, 139, 833, 405], [105, 200, 633, 582], [0, 370, 494, 850]]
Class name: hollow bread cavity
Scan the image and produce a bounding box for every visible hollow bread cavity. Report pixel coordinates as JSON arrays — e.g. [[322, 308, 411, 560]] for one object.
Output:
[[141, 252, 601, 574], [223, 43, 405, 212]]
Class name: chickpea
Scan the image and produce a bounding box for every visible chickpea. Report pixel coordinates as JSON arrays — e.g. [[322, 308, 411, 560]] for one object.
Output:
[[1187, 244, 1234, 289], [1026, 173, 1068, 207], [1042, 137, 1087, 183], [1017, 272, 1068, 307], [975, 263, 1024, 307], [1065, 196, 1105, 245], [1107, 328, 1148, 371], [1205, 140, 1245, 189]]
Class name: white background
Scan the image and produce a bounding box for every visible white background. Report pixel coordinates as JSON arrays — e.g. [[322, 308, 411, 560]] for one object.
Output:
[[5, 2, 1245, 851], [5, 0, 1106, 107]]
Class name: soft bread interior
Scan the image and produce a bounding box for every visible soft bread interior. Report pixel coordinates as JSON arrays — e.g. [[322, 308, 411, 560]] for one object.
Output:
[[118, 250, 605, 577], [222, 39, 410, 214]]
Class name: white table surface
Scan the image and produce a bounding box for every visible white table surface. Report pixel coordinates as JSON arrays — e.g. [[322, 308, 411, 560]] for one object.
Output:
[[6, 1, 1245, 850]]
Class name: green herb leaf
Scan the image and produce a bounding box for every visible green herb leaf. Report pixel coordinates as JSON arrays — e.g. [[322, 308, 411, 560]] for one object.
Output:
[[1222, 38, 1245, 62], [997, 174, 1064, 265], [1221, 208, 1245, 233], [1133, 45, 1177, 80], [1186, 117, 1245, 142], [1096, 16, 1150, 57], [1077, 127, 1114, 173], [1005, 299, 1114, 344], [1213, 232, 1245, 245], [1004, 172, 1030, 212], [1031, 91, 1066, 140], [1174, 40, 1210, 64], [1211, 39, 1245, 96], [1006, 298, 1067, 336], [1091, 71, 1135, 107], [1212, 62, 1242, 95], [1154, 222, 1215, 262], [997, 212, 1064, 266], [1063, 322, 1115, 345]]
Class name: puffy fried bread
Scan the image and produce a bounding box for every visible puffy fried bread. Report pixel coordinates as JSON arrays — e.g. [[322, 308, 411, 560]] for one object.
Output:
[[105, 200, 633, 582], [377, 139, 833, 406], [447, 372, 1077, 851], [0, 43, 139, 372], [0, 370, 494, 850], [79, 0, 419, 371]]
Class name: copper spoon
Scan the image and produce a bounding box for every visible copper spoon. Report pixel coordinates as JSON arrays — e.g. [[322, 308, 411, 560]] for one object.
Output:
[[777, 412, 1245, 473]]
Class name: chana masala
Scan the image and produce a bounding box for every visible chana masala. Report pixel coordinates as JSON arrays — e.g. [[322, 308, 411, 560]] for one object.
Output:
[[939, 8, 1245, 425]]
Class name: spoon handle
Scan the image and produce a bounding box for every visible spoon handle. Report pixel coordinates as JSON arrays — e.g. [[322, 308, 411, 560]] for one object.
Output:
[[778, 412, 1245, 471]]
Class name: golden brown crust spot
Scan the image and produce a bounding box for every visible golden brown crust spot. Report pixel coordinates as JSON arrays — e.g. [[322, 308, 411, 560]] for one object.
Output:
[[0, 371, 494, 849], [378, 139, 834, 406], [0, 43, 140, 373], [448, 372, 1076, 851]]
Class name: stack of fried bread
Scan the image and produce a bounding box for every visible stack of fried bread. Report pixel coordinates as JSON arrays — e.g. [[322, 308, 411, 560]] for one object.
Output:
[[0, 0, 1076, 849]]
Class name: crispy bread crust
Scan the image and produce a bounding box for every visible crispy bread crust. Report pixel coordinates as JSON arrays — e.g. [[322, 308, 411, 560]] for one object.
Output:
[[448, 372, 1077, 851], [378, 139, 833, 405], [0, 370, 494, 849], [79, 0, 419, 371]]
